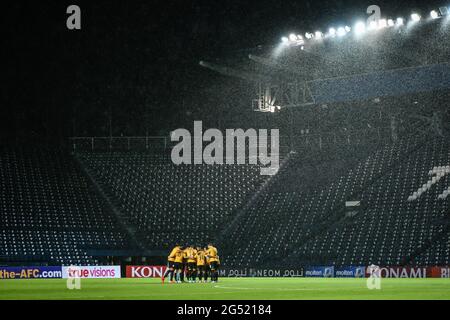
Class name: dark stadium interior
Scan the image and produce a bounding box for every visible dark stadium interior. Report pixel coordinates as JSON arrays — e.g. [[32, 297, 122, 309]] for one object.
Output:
[[1, 0, 449, 275]]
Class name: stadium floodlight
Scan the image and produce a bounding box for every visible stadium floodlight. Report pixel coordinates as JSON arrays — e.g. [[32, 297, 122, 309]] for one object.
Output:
[[387, 19, 395, 27], [281, 36, 289, 43], [430, 10, 439, 19], [314, 31, 323, 39], [368, 20, 378, 30], [344, 26, 351, 32], [329, 27, 336, 37], [411, 13, 421, 22], [289, 33, 298, 41], [378, 19, 387, 28], [354, 21, 366, 35], [396, 17, 404, 26], [337, 27, 346, 36], [305, 32, 313, 39]]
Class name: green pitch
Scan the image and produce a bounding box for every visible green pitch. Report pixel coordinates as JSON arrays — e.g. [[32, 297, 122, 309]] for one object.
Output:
[[1, 278, 449, 300]]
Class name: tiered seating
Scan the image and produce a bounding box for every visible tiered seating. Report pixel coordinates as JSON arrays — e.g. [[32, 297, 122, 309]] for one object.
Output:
[[4, 134, 446, 268], [222, 136, 449, 268], [0, 146, 131, 265], [77, 152, 267, 249], [293, 137, 449, 267], [413, 232, 450, 266], [408, 166, 450, 201], [222, 141, 386, 267]]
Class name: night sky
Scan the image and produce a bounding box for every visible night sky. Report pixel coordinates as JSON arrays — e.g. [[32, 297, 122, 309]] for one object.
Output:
[[2, 0, 445, 141]]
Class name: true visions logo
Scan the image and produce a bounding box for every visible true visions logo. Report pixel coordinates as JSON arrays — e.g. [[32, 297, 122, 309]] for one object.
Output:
[[407, 166, 450, 201], [170, 121, 279, 175], [62, 266, 121, 279]]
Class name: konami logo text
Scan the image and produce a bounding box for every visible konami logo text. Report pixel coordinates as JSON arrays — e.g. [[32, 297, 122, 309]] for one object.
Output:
[[126, 266, 167, 278], [365, 267, 427, 278], [170, 121, 279, 175]]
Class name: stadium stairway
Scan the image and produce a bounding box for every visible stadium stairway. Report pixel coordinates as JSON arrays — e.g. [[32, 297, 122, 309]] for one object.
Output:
[[72, 152, 145, 252], [216, 150, 295, 245], [218, 136, 385, 268], [75, 151, 270, 251]]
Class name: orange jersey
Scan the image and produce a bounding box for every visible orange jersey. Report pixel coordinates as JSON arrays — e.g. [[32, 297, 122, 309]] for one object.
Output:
[[196, 250, 206, 266], [184, 247, 197, 263], [206, 246, 219, 263], [168, 246, 180, 262], [174, 248, 184, 263]]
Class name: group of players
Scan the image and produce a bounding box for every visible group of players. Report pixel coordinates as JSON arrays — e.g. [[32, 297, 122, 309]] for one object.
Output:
[[162, 243, 220, 283]]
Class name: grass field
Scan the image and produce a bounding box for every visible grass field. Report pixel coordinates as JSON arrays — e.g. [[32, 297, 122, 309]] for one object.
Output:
[[0, 278, 449, 300]]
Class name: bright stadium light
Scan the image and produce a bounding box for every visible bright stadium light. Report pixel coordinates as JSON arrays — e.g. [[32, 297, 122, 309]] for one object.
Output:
[[354, 21, 366, 34], [278, 8, 427, 47], [329, 27, 336, 37], [378, 19, 387, 28], [396, 17, 404, 26], [430, 10, 439, 19], [368, 20, 378, 30], [411, 13, 421, 22], [337, 27, 346, 36]]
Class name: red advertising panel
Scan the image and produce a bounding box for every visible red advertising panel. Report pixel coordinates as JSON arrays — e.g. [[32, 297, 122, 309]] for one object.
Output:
[[429, 267, 450, 278], [126, 266, 167, 278]]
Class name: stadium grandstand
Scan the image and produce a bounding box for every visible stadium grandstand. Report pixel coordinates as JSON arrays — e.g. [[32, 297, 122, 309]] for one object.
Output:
[[1, 1, 449, 297]]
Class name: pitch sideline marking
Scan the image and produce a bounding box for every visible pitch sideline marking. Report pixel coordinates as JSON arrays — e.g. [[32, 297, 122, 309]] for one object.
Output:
[[214, 285, 365, 291]]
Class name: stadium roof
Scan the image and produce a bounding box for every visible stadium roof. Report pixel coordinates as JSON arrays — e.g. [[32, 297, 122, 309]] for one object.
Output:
[[200, 10, 450, 106]]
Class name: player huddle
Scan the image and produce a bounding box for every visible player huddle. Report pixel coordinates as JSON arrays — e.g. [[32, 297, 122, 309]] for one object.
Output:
[[163, 243, 220, 283]]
